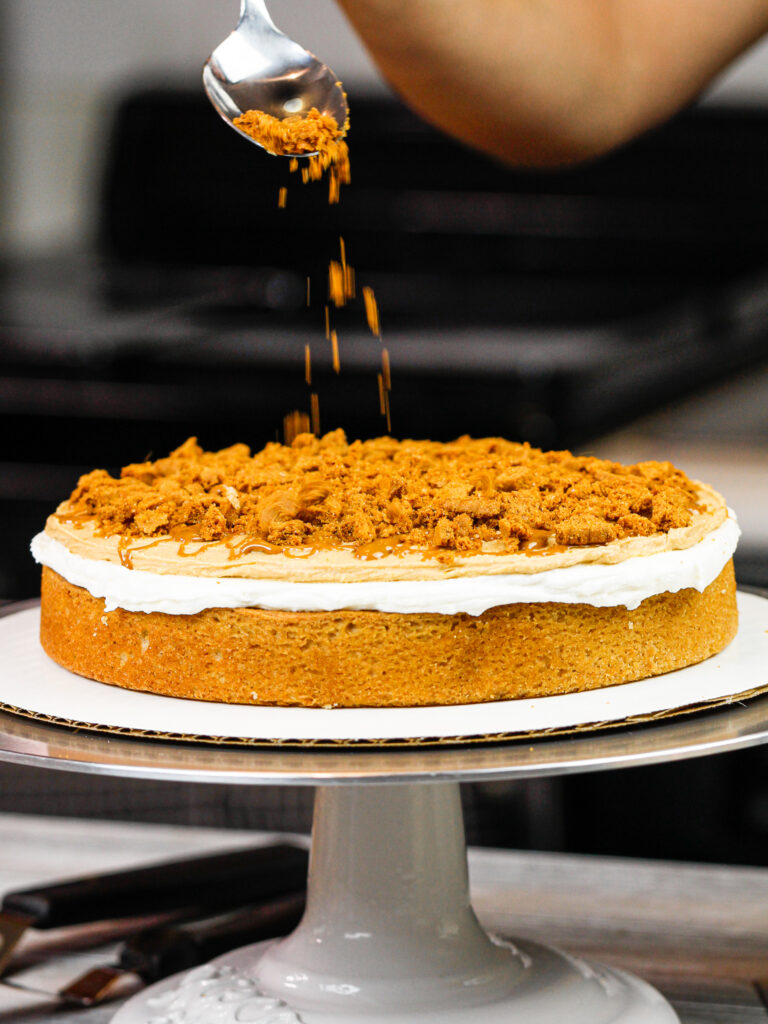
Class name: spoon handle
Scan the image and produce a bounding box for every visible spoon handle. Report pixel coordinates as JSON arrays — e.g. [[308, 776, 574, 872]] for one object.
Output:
[[239, 0, 278, 31]]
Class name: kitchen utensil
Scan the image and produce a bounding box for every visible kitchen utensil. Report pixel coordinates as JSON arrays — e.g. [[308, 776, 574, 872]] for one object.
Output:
[[203, 0, 347, 154], [58, 891, 306, 1006], [0, 843, 307, 976], [2, 892, 306, 1005]]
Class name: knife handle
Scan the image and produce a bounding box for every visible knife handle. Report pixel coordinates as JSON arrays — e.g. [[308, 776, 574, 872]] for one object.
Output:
[[0, 844, 308, 929], [121, 892, 306, 983]]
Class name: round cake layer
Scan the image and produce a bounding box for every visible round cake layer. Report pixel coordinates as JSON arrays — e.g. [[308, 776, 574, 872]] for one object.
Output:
[[40, 562, 738, 708]]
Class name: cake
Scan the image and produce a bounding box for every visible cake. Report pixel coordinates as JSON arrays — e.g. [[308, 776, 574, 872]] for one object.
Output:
[[31, 432, 740, 708]]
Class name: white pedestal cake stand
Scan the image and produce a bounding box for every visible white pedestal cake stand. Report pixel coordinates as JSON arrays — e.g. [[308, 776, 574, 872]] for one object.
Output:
[[1, 600, 768, 1024]]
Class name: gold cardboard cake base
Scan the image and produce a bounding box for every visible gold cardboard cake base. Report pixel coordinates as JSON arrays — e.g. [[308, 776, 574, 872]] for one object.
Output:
[[1, 682, 767, 749]]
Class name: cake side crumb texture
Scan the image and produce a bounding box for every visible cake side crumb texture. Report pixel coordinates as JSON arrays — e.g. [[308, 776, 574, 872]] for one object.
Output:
[[40, 563, 738, 709]]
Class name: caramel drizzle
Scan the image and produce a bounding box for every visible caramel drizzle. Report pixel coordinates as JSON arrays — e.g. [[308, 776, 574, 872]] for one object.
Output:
[[351, 537, 420, 561], [56, 511, 101, 527], [520, 528, 567, 556], [53, 512, 672, 568], [223, 537, 282, 558], [116, 534, 134, 568]]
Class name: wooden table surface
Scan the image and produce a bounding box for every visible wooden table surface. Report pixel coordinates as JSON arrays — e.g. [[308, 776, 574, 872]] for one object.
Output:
[[0, 812, 765, 1023]]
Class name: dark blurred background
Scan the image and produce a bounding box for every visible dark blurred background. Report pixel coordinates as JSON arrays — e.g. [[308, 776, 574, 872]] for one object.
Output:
[[1, 0, 768, 866]]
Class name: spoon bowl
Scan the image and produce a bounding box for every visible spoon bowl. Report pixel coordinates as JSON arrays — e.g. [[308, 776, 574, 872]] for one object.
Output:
[[204, 0, 348, 156]]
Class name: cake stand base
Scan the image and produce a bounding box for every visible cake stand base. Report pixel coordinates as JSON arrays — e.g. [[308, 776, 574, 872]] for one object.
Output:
[[112, 938, 674, 1024], [111, 783, 678, 1024]]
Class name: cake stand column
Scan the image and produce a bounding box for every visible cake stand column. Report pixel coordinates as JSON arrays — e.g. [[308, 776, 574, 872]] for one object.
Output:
[[113, 780, 680, 1023], [254, 782, 524, 1014]]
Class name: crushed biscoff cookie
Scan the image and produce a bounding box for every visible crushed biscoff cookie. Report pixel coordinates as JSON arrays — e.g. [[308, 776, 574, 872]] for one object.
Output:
[[233, 107, 350, 203], [63, 433, 704, 556]]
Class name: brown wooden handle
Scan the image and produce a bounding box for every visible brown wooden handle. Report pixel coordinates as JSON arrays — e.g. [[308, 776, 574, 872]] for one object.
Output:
[[121, 892, 307, 982], [0, 844, 308, 929]]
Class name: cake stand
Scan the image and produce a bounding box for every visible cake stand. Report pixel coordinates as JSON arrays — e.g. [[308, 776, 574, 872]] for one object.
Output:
[[2, 599, 768, 1024]]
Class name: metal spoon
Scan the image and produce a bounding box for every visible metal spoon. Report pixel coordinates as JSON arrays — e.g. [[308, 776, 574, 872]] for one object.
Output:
[[203, 0, 348, 156]]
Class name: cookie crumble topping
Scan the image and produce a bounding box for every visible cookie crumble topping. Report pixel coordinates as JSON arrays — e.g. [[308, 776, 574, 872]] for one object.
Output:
[[63, 432, 702, 557]]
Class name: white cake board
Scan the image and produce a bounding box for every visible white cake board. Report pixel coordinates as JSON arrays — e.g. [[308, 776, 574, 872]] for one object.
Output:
[[0, 593, 766, 745]]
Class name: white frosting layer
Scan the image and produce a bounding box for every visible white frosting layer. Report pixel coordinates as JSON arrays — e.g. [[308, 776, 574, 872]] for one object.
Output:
[[31, 514, 740, 615]]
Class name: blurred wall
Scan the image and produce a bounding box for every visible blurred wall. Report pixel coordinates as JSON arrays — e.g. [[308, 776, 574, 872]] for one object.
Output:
[[3, 1, 768, 256]]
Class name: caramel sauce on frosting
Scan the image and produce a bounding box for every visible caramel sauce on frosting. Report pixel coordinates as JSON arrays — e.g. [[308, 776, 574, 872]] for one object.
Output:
[[47, 481, 726, 585], [45, 433, 729, 584]]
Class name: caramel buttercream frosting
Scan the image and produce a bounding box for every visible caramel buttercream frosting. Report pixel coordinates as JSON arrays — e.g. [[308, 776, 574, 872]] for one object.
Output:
[[40, 432, 728, 583]]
